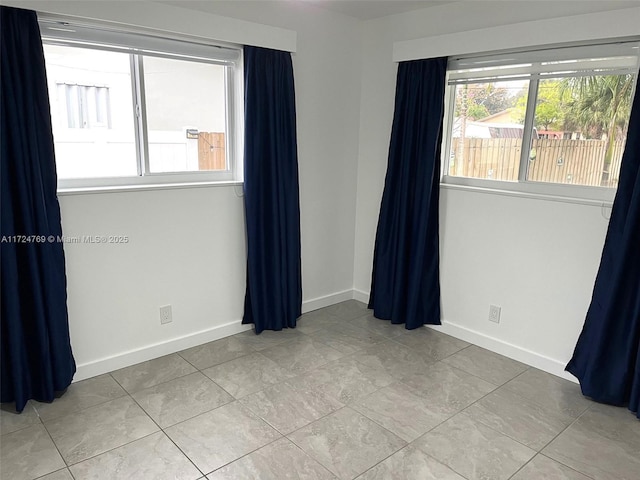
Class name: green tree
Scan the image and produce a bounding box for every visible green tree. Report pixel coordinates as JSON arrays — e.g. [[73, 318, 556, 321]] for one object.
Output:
[[562, 74, 634, 181], [454, 83, 513, 120], [513, 80, 569, 130], [455, 84, 487, 120], [476, 83, 514, 115]]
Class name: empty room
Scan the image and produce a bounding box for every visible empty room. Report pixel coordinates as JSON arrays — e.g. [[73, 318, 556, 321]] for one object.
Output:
[[1, 1, 639, 479]]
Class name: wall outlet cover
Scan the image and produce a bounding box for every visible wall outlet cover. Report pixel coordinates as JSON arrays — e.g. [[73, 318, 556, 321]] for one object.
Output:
[[160, 305, 172, 324], [489, 304, 501, 323]]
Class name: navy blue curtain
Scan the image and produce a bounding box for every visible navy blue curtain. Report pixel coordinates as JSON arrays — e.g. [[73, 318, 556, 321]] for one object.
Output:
[[242, 46, 302, 334], [1, 6, 76, 412], [566, 85, 640, 418], [368, 57, 447, 330]]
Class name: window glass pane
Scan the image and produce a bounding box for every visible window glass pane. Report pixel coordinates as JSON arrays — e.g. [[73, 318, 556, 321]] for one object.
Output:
[[449, 80, 529, 181], [526, 75, 635, 188], [143, 57, 227, 173], [43, 44, 138, 179]]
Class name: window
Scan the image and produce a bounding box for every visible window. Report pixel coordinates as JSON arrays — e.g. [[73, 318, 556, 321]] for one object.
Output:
[[40, 20, 243, 189], [442, 41, 639, 202], [58, 83, 111, 129]]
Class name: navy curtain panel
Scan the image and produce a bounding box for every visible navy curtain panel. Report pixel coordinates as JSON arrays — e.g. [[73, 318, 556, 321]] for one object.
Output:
[[242, 46, 302, 334], [566, 85, 640, 418], [368, 57, 447, 329], [1, 6, 76, 412]]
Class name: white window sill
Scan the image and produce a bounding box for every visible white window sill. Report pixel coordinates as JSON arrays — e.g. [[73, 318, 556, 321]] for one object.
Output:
[[57, 180, 244, 196], [440, 180, 614, 208]]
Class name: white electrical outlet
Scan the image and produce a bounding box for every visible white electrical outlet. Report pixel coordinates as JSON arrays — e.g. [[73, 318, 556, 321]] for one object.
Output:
[[488, 304, 501, 323], [160, 305, 172, 325]]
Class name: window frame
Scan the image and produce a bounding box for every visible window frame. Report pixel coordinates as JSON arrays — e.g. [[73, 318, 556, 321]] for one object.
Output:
[[39, 17, 244, 192], [440, 40, 640, 204]]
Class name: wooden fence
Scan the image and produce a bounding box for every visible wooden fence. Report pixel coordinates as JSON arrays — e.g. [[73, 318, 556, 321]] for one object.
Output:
[[198, 132, 226, 170], [450, 138, 626, 187]]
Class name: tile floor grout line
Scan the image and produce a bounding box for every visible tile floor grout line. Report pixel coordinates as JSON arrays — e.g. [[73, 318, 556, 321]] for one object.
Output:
[[498, 368, 590, 416], [506, 455, 537, 480], [342, 398, 427, 478], [39, 409, 73, 471], [159, 427, 209, 479], [46, 390, 192, 475], [190, 351, 258, 374], [343, 398, 412, 445], [290, 333, 511, 458], [142, 325, 590, 479], [169, 347, 359, 439], [507, 403, 596, 480], [350, 440, 408, 480], [64, 430, 161, 470], [117, 367, 240, 414], [406, 368, 537, 454], [194, 351, 257, 375], [175, 349, 204, 370], [32, 466, 75, 480], [7, 304, 636, 480], [286, 437, 341, 480], [56, 420, 159, 472], [109, 368, 208, 398], [396, 358, 497, 393], [284, 415, 344, 478], [31, 422, 73, 477], [453, 371, 583, 454], [201, 434, 285, 478], [530, 406, 596, 478], [197, 370, 239, 401], [537, 402, 591, 452], [504, 407, 596, 480], [32, 379, 130, 425], [104, 368, 192, 403], [444, 359, 529, 389], [126, 389, 207, 479], [538, 451, 597, 480], [409, 408, 519, 480], [283, 403, 410, 480], [33, 392, 126, 424]]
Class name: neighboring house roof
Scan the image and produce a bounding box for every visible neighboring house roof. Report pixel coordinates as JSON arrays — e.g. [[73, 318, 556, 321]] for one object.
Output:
[[476, 108, 514, 123], [452, 117, 525, 139]]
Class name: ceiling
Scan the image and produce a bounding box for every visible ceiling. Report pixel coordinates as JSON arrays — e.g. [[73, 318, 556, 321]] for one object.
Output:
[[302, 1, 455, 20], [163, 0, 456, 21]]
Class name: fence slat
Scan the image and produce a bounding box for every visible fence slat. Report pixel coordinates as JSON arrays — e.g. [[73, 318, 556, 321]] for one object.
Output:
[[452, 137, 625, 187]]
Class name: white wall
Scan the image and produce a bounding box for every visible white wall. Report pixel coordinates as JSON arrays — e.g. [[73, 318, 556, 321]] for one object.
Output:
[[11, 0, 363, 380], [353, 1, 637, 379], [60, 187, 247, 378], [189, 0, 363, 308], [7, 0, 637, 381]]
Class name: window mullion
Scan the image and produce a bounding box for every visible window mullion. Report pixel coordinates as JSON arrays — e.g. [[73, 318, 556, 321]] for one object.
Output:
[[518, 75, 540, 183], [224, 65, 235, 173], [131, 54, 149, 176], [441, 75, 457, 179]]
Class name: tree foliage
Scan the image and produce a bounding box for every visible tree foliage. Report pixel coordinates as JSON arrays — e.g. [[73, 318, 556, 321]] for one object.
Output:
[[561, 75, 634, 140], [510, 75, 634, 139], [512, 80, 570, 130], [455, 83, 513, 120], [562, 74, 635, 171]]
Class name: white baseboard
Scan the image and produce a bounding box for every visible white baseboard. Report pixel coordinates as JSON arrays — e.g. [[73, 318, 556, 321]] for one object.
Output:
[[348, 289, 575, 383], [75, 289, 577, 386], [302, 289, 355, 313], [74, 320, 252, 382], [75, 289, 356, 382], [352, 288, 369, 304], [428, 320, 578, 383]]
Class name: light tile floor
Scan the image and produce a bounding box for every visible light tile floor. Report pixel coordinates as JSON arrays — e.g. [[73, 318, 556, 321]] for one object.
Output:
[[2, 300, 639, 480]]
